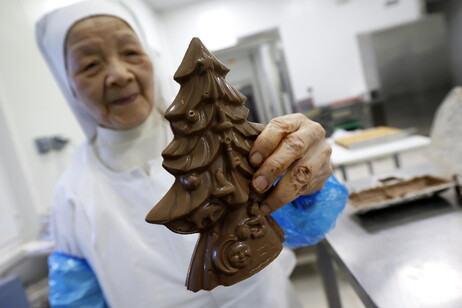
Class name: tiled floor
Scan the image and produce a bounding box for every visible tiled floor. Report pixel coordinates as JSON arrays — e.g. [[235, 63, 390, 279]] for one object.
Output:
[[290, 148, 430, 307]]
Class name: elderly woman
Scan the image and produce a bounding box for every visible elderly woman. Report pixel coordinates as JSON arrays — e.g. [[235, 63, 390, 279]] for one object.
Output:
[[36, 0, 334, 307]]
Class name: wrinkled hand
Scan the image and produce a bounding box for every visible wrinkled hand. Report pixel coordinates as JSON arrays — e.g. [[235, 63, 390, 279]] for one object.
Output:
[[249, 113, 332, 215]]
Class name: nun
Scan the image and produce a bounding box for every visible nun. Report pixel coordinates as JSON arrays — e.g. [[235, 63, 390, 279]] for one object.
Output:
[[36, 0, 333, 306]]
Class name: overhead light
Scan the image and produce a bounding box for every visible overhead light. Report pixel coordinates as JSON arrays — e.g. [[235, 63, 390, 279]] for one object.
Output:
[[197, 8, 237, 50]]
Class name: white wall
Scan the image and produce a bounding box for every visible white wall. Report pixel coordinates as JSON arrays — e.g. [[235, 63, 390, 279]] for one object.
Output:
[[0, 0, 84, 218], [0, 0, 169, 219], [158, 0, 423, 105], [0, 92, 38, 262]]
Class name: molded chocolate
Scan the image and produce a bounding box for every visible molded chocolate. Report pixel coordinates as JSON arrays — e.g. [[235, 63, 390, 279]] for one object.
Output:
[[146, 37, 284, 292], [349, 175, 451, 209]]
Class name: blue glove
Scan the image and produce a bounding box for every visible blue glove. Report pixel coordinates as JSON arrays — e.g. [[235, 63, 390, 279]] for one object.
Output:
[[271, 174, 348, 249], [48, 252, 107, 308]]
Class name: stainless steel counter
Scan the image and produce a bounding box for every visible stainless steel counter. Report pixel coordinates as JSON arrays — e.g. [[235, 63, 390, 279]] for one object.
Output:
[[321, 166, 462, 308]]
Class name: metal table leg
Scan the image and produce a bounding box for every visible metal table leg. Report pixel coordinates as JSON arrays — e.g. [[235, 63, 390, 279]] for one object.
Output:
[[339, 166, 348, 182], [393, 153, 401, 168], [316, 240, 342, 308], [367, 161, 374, 175]]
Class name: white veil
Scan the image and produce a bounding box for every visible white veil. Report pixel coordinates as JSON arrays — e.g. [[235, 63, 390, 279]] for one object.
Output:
[[35, 0, 168, 141]]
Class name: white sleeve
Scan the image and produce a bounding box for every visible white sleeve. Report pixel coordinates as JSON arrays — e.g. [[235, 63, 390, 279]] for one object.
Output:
[[209, 248, 303, 308], [50, 182, 84, 258]]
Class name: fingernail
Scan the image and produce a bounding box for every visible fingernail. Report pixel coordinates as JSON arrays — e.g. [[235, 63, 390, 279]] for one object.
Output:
[[253, 175, 268, 192], [250, 152, 263, 166], [260, 204, 271, 215]]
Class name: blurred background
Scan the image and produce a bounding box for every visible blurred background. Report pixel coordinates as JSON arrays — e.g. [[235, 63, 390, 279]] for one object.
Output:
[[1, 0, 461, 307]]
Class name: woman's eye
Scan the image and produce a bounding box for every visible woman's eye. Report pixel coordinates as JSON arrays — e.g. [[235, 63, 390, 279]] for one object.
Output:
[[125, 50, 139, 56], [83, 62, 97, 71]]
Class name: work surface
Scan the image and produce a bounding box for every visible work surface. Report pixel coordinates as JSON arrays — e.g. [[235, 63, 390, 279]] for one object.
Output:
[[329, 135, 431, 167], [326, 166, 462, 308]]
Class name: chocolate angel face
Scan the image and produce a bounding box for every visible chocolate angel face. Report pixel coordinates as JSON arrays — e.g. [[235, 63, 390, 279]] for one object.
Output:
[[145, 37, 284, 292]]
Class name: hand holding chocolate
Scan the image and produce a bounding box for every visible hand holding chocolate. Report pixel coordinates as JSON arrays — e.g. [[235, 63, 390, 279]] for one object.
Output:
[[145, 37, 285, 292]]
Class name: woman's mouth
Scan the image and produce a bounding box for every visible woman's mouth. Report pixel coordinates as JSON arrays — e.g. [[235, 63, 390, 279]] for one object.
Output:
[[111, 93, 138, 106]]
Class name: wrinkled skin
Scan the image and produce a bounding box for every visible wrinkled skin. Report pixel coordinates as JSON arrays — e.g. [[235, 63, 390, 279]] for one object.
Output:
[[250, 113, 332, 215], [65, 16, 154, 130]]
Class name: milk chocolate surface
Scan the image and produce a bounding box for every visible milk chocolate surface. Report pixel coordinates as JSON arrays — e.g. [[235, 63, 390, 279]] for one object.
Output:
[[349, 175, 450, 209], [145, 37, 284, 292]]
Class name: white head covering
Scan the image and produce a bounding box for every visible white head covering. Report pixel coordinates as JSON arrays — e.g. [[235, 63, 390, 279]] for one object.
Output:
[[35, 0, 165, 141]]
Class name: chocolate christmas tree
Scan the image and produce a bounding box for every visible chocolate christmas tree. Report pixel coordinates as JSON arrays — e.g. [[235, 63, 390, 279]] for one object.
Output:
[[145, 37, 284, 292]]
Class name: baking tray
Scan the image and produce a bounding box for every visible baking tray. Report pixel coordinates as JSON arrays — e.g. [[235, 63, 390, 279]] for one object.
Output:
[[348, 175, 456, 215], [334, 127, 414, 149]]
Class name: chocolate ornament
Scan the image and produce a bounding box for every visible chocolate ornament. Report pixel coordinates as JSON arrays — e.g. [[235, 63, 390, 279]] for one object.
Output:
[[145, 37, 284, 292]]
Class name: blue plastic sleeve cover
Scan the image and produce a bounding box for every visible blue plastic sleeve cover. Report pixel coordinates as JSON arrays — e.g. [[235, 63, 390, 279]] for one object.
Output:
[[48, 252, 108, 308], [271, 175, 348, 249]]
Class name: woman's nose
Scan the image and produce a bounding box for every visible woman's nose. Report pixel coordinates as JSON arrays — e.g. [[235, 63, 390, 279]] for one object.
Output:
[[106, 59, 134, 87]]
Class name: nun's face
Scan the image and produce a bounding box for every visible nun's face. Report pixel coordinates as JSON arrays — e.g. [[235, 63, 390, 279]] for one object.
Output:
[[65, 16, 154, 130]]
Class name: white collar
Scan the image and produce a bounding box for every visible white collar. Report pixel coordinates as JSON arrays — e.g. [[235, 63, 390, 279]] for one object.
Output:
[[93, 110, 168, 174]]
